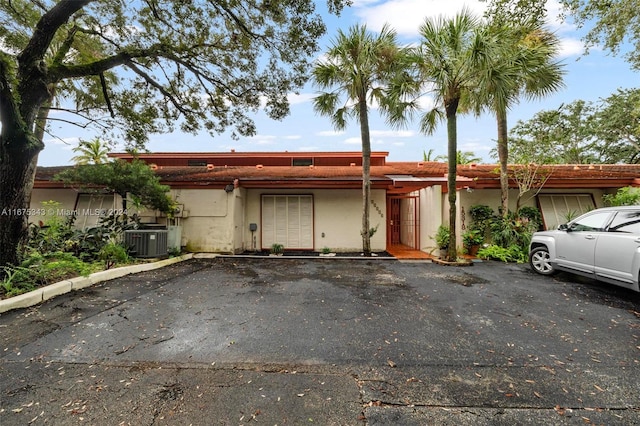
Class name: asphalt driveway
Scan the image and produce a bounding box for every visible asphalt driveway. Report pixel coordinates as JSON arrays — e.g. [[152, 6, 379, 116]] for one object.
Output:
[[1, 257, 639, 425]]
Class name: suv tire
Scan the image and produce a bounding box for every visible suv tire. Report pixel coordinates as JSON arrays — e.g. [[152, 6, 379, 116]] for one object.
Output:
[[529, 246, 556, 275]]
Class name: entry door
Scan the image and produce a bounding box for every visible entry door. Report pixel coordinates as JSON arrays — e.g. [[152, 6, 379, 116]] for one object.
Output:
[[261, 195, 313, 249]]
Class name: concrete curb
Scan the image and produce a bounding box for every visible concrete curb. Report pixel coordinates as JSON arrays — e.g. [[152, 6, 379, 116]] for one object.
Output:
[[0, 253, 195, 314]]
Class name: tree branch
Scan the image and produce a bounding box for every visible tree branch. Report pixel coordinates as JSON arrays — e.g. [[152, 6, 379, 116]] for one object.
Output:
[[0, 53, 24, 135], [124, 59, 193, 116], [17, 0, 93, 64], [99, 73, 115, 118]]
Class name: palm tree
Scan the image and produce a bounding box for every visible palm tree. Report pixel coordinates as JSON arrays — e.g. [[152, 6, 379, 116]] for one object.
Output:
[[71, 138, 111, 165], [410, 10, 497, 261], [435, 150, 482, 165], [312, 24, 406, 255], [481, 19, 565, 216]]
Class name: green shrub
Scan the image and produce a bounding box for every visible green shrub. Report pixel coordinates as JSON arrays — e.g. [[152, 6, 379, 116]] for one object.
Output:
[[1, 251, 96, 298], [270, 243, 284, 255], [434, 225, 450, 249], [517, 206, 543, 231], [489, 213, 536, 250], [99, 243, 130, 269], [603, 186, 640, 206], [0, 266, 34, 298], [468, 205, 495, 240], [477, 244, 528, 263]]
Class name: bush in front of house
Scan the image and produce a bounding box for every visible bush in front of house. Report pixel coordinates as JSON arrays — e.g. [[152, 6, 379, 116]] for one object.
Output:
[[469, 204, 540, 263], [0, 201, 139, 299]]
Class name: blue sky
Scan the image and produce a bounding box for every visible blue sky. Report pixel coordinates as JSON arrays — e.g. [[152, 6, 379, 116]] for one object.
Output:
[[38, 0, 639, 166]]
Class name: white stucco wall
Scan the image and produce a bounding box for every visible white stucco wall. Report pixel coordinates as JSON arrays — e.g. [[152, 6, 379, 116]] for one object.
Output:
[[171, 188, 236, 253], [418, 186, 443, 252], [458, 187, 608, 227], [29, 188, 120, 228], [30, 188, 79, 225], [243, 188, 386, 253]]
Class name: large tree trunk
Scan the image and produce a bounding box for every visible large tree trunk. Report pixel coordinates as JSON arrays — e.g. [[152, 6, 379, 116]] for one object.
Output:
[[497, 107, 509, 217], [0, 134, 42, 268], [445, 99, 459, 262], [358, 96, 372, 256]]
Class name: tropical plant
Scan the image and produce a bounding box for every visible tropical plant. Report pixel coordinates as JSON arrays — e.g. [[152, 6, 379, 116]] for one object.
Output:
[[468, 204, 495, 240], [517, 206, 543, 231], [0, 0, 348, 270], [71, 138, 111, 165], [462, 229, 484, 248], [603, 186, 640, 206], [477, 244, 528, 263], [423, 149, 437, 161], [480, 7, 565, 216], [313, 24, 408, 256], [98, 242, 130, 270], [434, 225, 450, 249], [435, 150, 482, 164], [405, 10, 498, 261], [489, 213, 537, 252], [270, 243, 284, 255]]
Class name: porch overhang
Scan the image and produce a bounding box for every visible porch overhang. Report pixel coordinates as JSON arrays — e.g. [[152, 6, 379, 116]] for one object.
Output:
[[385, 175, 475, 194]]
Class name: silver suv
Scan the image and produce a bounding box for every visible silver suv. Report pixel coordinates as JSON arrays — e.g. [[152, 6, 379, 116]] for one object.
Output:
[[529, 206, 640, 292]]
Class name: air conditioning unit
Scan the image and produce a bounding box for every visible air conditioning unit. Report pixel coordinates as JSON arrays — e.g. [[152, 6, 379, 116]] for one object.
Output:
[[124, 229, 168, 258]]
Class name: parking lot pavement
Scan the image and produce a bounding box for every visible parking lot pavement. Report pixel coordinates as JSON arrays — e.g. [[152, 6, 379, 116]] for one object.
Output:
[[1, 257, 639, 425]]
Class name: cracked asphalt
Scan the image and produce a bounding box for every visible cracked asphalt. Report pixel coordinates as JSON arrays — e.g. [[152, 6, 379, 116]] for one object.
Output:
[[1, 257, 639, 425]]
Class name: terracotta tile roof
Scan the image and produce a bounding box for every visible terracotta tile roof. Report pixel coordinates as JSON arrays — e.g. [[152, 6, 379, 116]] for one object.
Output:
[[34, 161, 640, 190]]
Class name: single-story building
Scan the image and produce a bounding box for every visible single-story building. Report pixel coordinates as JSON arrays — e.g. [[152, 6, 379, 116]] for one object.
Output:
[[32, 151, 640, 256]]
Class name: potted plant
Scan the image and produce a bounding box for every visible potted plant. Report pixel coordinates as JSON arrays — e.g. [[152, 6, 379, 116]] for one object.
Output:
[[462, 229, 483, 256], [434, 225, 450, 259], [270, 243, 284, 256]]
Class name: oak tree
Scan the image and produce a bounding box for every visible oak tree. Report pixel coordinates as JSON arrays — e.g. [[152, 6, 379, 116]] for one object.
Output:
[[0, 0, 347, 267]]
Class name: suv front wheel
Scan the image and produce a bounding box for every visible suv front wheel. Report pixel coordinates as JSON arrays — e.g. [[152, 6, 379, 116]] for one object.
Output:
[[529, 246, 556, 275]]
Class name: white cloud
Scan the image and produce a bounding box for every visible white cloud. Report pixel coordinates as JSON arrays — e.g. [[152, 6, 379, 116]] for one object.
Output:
[[354, 0, 581, 63], [287, 93, 315, 105], [370, 129, 415, 138], [558, 38, 585, 58], [248, 134, 277, 145], [354, 0, 488, 38], [316, 130, 345, 137], [344, 137, 361, 145], [46, 137, 78, 147], [284, 134, 302, 140]]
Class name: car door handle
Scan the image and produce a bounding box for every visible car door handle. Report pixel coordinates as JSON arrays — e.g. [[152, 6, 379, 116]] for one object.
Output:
[[584, 235, 596, 240], [635, 238, 640, 243]]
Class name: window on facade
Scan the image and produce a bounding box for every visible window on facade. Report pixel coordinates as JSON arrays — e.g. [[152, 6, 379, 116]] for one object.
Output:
[[75, 194, 116, 230], [537, 194, 596, 230], [261, 195, 313, 249], [292, 158, 313, 166], [188, 160, 208, 166]]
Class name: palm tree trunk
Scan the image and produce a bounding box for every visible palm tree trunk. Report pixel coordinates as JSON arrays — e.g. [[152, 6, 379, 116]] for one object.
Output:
[[445, 98, 459, 262], [497, 107, 509, 217], [358, 96, 372, 256]]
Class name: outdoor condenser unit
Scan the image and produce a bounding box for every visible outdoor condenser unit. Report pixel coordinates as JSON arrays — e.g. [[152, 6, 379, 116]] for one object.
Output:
[[124, 229, 168, 258]]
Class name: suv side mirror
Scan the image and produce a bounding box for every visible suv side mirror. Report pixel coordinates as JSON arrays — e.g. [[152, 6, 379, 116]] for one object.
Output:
[[558, 223, 570, 231]]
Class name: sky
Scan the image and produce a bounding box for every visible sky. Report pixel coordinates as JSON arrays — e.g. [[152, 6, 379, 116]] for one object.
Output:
[[38, 0, 639, 167]]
